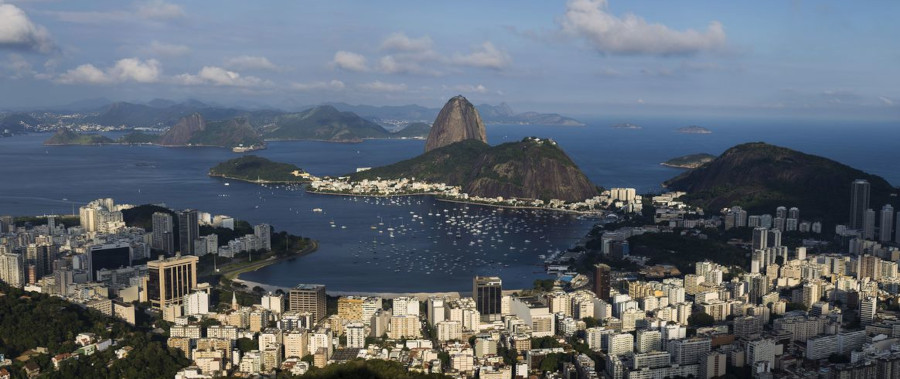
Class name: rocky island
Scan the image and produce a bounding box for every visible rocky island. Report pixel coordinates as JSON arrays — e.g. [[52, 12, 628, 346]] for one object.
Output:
[[43, 128, 114, 145], [676, 125, 712, 134], [209, 155, 311, 184], [661, 153, 716, 169]]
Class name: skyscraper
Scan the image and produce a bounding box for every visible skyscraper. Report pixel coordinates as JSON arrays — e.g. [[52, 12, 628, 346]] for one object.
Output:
[[850, 179, 871, 230], [0, 251, 24, 288], [751, 227, 768, 251], [254, 224, 272, 251], [864, 209, 876, 240], [880, 205, 894, 243], [860, 297, 877, 325], [288, 284, 326, 322], [146, 254, 199, 309], [151, 212, 175, 255], [473, 276, 502, 321], [594, 264, 611, 301], [178, 209, 199, 255]]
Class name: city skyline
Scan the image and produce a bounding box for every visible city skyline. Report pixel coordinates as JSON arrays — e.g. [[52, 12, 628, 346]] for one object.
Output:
[[0, 1, 897, 120]]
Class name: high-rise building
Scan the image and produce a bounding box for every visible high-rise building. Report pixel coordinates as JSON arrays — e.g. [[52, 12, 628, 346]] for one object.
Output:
[[427, 297, 446, 326], [767, 229, 782, 248], [87, 243, 132, 281], [0, 251, 24, 288], [775, 206, 787, 219], [788, 207, 800, 220], [288, 284, 326, 322], [146, 254, 198, 309], [860, 297, 877, 325], [897, 211, 900, 244], [850, 179, 871, 230], [880, 205, 894, 243], [864, 209, 876, 240], [254, 224, 272, 251], [0, 215, 13, 233], [178, 209, 199, 255], [473, 276, 502, 321], [751, 228, 768, 250], [594, 264, 611, 301], [859, 255, 881, 281], [700, 351, 727, 379], [151, 212, 175, 255]]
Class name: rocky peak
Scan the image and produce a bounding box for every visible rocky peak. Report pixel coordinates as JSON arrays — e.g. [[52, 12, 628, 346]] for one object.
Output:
[[159, 113, 205, 146], [424, 95, 487, 152]]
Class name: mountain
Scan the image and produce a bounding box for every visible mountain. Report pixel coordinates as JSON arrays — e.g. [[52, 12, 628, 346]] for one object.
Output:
[[0, 113, 38, 136], [328, 101, 585, 126], [43, 128, 114, 145], [158, 113, 264, 148], [352, 138, 598, 202], [664, 142, 899, 226], [87, 101, 280, 128], [261, 105, 390, 142], [209, 155, 309, 183], [478, 103, 585, 126], [424, 96, 487, 152], [390, 122, 431, 139]]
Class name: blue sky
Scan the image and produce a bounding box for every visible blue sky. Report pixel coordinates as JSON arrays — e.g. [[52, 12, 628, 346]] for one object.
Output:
[[1, 0, 898, 120]]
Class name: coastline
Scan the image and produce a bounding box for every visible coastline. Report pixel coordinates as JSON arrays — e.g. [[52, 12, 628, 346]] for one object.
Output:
[[219, 239, 319, 283], [208, 173, 309, 185], [306, 189, 604, 216]]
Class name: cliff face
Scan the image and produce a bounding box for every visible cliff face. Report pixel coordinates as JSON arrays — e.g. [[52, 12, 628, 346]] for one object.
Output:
[[159, 113, 205, 145], [424, 96, 487, 152]]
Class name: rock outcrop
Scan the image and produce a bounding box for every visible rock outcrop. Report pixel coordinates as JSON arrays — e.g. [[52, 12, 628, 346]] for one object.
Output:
[[424, 95, 487, 152], [159, 113, 205, 146]]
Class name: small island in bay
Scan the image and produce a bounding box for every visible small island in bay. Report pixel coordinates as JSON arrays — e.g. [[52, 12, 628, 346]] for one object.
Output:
[[43, 128, 114, 145], [661, 153, 716, 169], [612, 122, 642, 129], [677, 125, 712, 134], [209, 155, 311, 183]]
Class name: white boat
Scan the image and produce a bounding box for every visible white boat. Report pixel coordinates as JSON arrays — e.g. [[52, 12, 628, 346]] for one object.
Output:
[[312, 208, 323, 212]]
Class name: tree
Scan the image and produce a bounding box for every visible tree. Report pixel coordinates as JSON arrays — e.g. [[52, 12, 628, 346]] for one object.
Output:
[[236, 337, 257, 353], [687, 312, 715, 327]]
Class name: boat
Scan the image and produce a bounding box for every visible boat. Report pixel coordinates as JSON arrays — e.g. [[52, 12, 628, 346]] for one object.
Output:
[[312, 208, 323, 213]]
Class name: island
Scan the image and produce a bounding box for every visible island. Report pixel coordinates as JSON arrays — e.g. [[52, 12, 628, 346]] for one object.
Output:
[[661, 153, 716, 169], [43, 128, 114, 145], [208, 155, 312, 184], [676, 125, 712, 134], [611, 123, 642, 129]]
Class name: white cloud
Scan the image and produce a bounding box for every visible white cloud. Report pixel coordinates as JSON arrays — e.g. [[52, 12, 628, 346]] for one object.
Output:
[[141, 41, 190, 57], [109, 58, 160, 82], [449, 84, 488, 94], [376, 55, 442, 76], [56, 58, 160, 84], [560, 0, 726, 55], [451, 42, 511, 69], [57, 64, 112, 84], [136, 0, 185, 20], [331, 51, 368, 72], [359, 80, 407, 92], [224, 55, 279, 72], [175, 66, 269, 87], [381, 32, 433, 52], [0, 3, 54, 52], [290, 80, 345, 91], [4, 53, 33, 78]]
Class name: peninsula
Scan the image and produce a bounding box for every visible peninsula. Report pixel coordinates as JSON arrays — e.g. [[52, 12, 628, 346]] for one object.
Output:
[[209, 155, 311, 184]]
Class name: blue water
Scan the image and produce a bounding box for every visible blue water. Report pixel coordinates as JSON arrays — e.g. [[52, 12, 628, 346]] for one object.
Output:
[[1, 118, 898, 291]]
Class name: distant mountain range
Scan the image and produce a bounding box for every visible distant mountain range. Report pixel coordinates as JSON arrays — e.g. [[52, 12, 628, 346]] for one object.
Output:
[[327, 101, 584, 126]]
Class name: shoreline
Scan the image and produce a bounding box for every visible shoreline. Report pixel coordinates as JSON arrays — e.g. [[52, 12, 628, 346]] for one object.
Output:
[[307, 189, 604, 216], [218, 240, 319, 283], [208, 173, 309, 185]]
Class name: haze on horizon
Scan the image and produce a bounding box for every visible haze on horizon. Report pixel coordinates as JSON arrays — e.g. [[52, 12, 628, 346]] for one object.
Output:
[[0, 0, 897, 121]]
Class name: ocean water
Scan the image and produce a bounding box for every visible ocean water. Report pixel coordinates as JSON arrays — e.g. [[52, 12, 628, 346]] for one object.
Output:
[[0, 118, 897, 291]]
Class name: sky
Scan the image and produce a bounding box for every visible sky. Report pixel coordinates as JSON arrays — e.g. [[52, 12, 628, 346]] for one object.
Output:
[[0, 0, 898, 120]]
